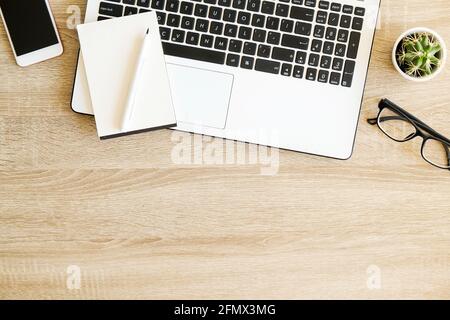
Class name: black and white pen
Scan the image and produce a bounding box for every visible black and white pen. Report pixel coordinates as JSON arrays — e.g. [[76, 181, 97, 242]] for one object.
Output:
[[121, 28, 150, 130]]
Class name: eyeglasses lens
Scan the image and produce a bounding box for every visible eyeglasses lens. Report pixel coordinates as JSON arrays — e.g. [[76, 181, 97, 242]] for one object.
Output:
[[378, 108, 416, 142]]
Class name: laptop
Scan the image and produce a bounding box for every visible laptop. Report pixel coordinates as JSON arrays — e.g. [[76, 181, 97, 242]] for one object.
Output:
[[72, 0, 380, 159]]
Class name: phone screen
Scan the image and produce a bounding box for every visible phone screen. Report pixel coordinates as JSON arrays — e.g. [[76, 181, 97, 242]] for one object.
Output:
[[0, 0, 59, 56]]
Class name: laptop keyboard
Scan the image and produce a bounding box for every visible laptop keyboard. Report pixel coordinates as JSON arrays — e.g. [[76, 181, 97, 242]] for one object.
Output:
[[97, 0, 365, 87]]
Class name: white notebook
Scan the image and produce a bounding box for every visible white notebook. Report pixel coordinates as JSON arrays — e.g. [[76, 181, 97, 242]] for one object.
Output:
[[77, 12, 176, 139]]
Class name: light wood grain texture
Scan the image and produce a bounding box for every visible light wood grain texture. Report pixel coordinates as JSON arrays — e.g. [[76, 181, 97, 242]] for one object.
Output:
[[1, 0, 450, 300]]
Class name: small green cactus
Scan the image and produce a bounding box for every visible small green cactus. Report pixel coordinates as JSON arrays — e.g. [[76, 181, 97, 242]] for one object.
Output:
[[396, 32, 442, 78]]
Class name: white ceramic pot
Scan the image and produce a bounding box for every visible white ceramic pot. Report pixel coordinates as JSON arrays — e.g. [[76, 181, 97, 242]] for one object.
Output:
[[392, 27, 447, 82]]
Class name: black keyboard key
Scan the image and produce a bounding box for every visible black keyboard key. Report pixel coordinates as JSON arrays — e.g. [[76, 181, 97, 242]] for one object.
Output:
[[332, 57, 343, 71], [238, 26, 252, 39], [257, 44, 271, 57], [295, 22, 312, 36], [229, 39, 243, 52], [340, 15, 351, 28], [337, 29, 349, 42], [306, 68, 317, 81], [167, 14, 181, 27], [266, 16, 280, 30], [261, 1, 275, 14], [226, 53, 240, 66], [139, 8, 151, 13], [328, 12, 339, 26], [311, 39, 322, 52], [171, 29, 185, 42], [295, 51, 306, 64], [200, 34, 214, 47], [247, 0, 261, 12], [330, 72, 340, 85], [124, 6, 137, 15], [267, 31, 281, 45], [343, 5, 353, 14], [152, 0, 165, 10], [330, 2, 341, 12], [347, 31, 361, 59], [233, 0, 246, 9], [255, 58, 280, 74], [194, 4, 208, 17], [204, 0, 217, 4], [209, 6, 223, 20], [293, 65, 304, 78], [237, 11, 251, 25], [224, 24, 238, 37], [318, 70, 329, 83], [219, 0, 232, 6], [252, 14, 266, 27], [314, 25, 325, 38], [280, 19, 294, 33], [156, 11, 166, 24], [243, 42, 257, 55], [159, 26, 171, 40], [342, 60, 355, 87], [166, 0, 179, 12], [272, 47, 295, 62], [335, 43, 346, 57], [210, 21, 224, 34], [355, 7, 365, 16], [253, 29, 267, 42], [308, 53, 319, 66], [241, 56, 255, 69], [214, 37, 228, 50], [304, 0, 316, 7], [323, 41, 334, 54], [180, 1, 194, 14], [318, 0, 329, 10], [281, 34, 309, 50], [325, 27, 337, 40], [352, 17, 364, 31], [292, 0, 303, 5], [99, 1, 123, 17], [223, 9, 237, 22], [290, 6, 314, 22], [123, 0, 136, 5], [186, 31, 200, 45], [320, 55, 331, 69], [137, 0, 151, 7], [281, 63, 292, 76], [181, 16, 195, 29], [316, 11, 327, 24], [97, 16, 110, 21], [195, 19, 209, 32], [276, 3, 289, 17]]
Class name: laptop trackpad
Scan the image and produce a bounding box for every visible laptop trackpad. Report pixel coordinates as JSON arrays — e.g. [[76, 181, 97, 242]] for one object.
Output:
[[166, 64, 233, 129]]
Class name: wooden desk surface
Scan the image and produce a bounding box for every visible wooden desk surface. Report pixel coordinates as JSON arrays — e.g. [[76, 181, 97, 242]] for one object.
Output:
[[1, 0, 449, 299]]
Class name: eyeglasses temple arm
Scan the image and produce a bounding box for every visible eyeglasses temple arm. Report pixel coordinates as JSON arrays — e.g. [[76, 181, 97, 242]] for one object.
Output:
[[367, 117, 377, 125], [367, 115, 412, 125], [412, 120, 450, 145]]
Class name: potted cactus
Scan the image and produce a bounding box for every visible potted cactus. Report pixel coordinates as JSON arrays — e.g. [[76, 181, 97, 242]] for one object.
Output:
[[392, 28, 447, 82]]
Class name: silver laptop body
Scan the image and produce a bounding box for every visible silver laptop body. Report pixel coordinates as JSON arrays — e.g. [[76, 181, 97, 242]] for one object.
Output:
[[72, 0, 380, 159]]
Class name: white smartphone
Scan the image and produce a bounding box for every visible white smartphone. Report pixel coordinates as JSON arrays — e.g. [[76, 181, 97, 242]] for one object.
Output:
[[0, 0, 63, 67]]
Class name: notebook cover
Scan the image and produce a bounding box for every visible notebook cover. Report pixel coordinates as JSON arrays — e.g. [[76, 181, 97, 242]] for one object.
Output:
[[77, 12, 176, 138]]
